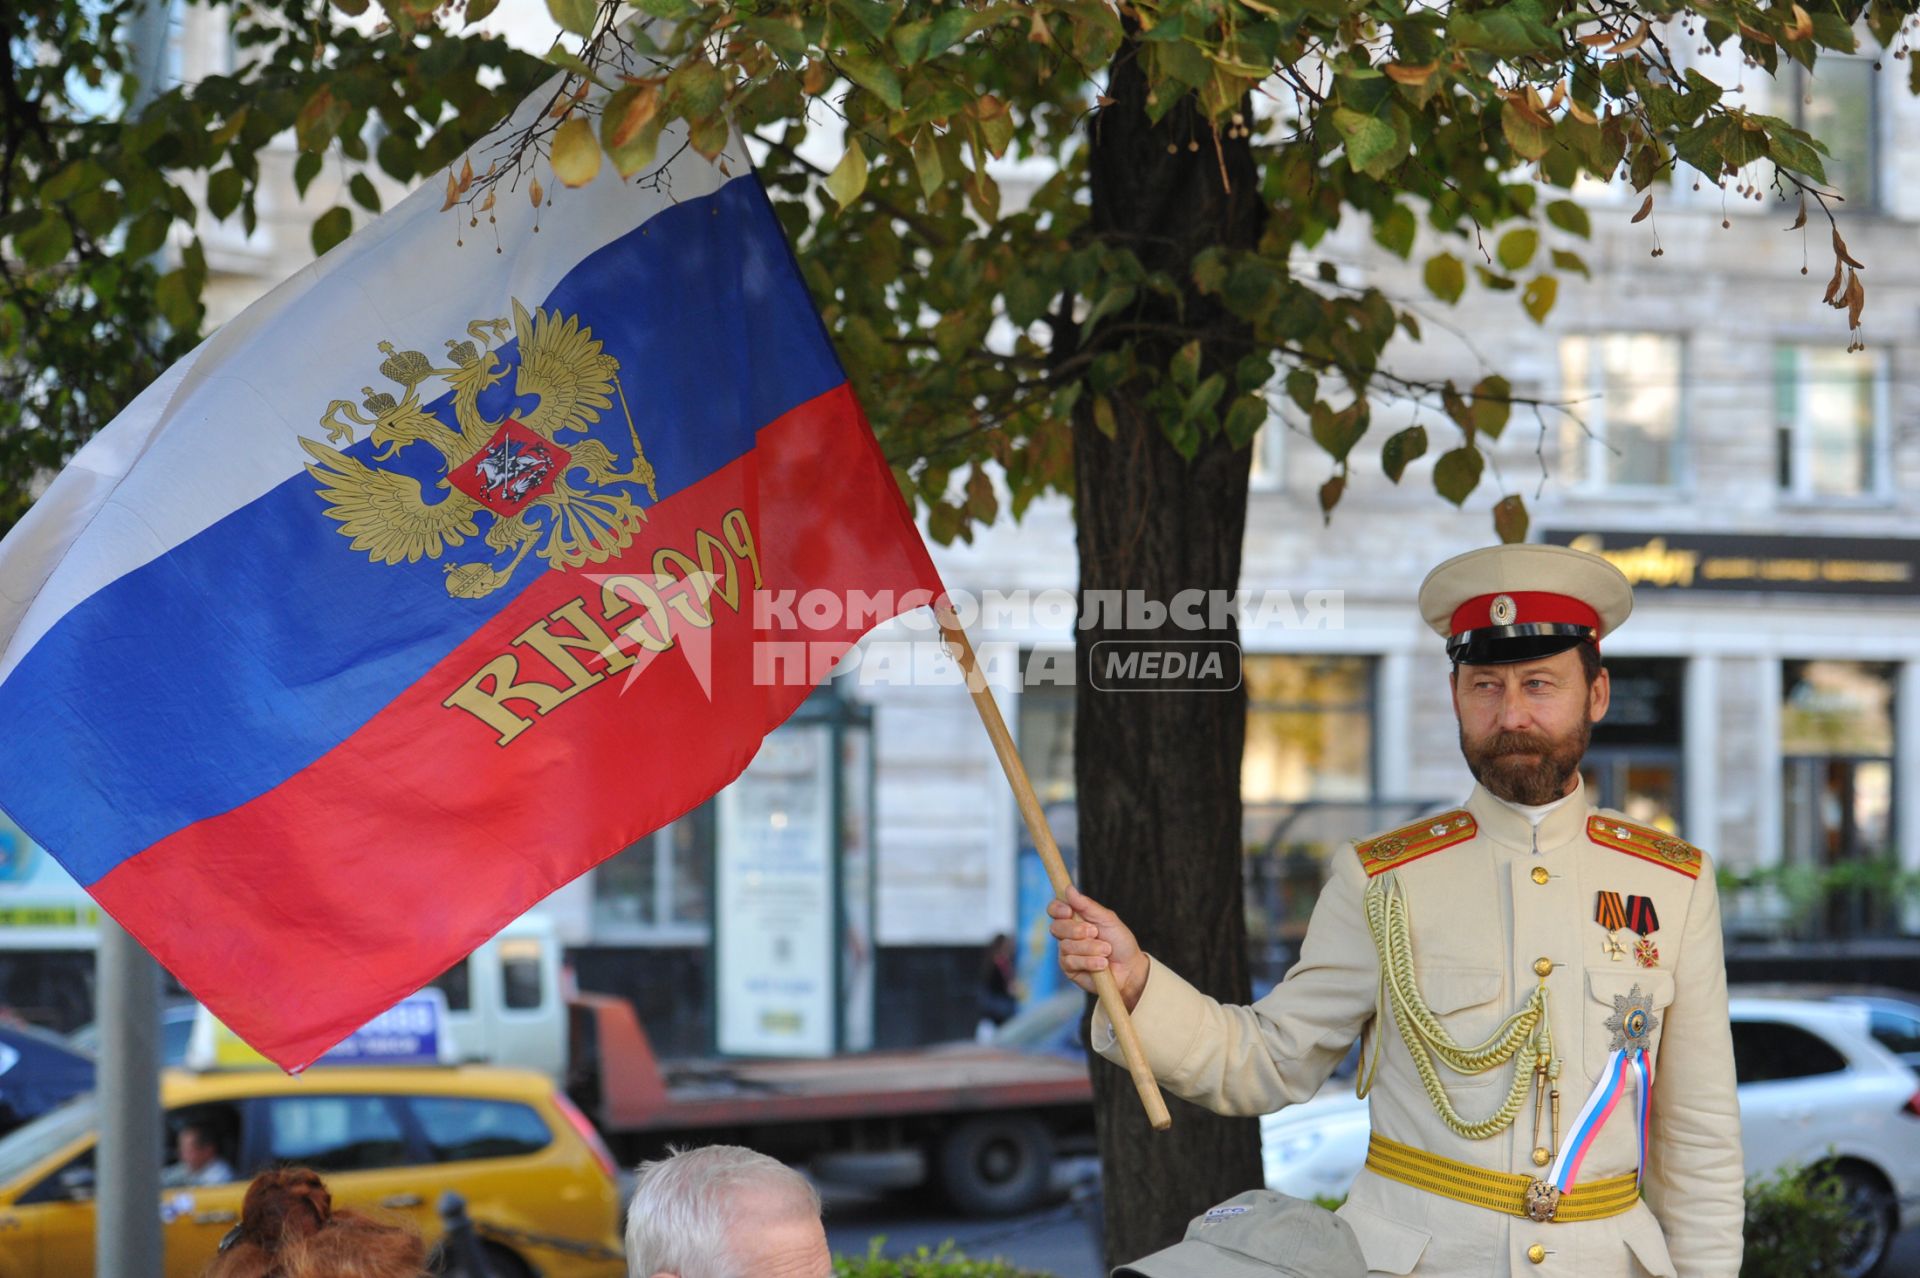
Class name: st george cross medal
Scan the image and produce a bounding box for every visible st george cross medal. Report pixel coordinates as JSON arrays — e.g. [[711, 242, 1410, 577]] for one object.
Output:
[[1594, 890, 1628, 962]]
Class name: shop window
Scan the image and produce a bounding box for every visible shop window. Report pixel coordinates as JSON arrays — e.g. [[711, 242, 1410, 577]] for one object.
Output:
[[1242, 656, 1377, 990], [1559, 334, 1685, 490], [1781, 660, 1898, 939], [1791, 58, 1879, 213], [591, 804, 714, 941], [1774, 346, 1888, 501], [1581, 657, 1684, 831]]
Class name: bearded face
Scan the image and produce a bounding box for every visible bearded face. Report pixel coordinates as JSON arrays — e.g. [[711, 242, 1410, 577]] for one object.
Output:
[[1459, 714, 1593, 806], [1450, 648, 1603, 806]]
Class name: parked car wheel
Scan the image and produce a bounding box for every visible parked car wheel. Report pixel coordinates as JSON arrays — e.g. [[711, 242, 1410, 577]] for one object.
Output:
[[936, 1115, 1054, 1217], [1828, 1163, 1896, 1278]]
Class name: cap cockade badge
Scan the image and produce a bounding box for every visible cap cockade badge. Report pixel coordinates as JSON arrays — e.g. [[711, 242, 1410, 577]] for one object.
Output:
[[1490, 593, 1518, 625], [1604, 986, 1660, 1054]]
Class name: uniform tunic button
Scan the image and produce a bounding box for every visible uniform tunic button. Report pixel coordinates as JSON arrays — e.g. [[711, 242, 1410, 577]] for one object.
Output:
[[1533, 957, 1554, 978], [1531, 866, 1550, 885], [1532, 1147, 1551, 1166], [1528, 1243, 1547, 1264]]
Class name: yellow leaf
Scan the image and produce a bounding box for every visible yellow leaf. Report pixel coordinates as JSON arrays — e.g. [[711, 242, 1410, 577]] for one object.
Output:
[[1568, 100, 1597, 125], [1383, 61, 1436, 84], [1630, 193, 1653, 224], [825, 137, 868, 210], [1576, 30, 1616, 47], [610, 82, 659, 149], [1546, 80, 1566, 112], [551, 117, 602, 188], [441, 169, 459, 211], [1606, 20, 1651, 53], [458, 156, 474, 193], [1028, 9, 1050, 43], [480, 189, 496, 212], [1788, 3, 1813, 39], [529, 177, 544, 208]]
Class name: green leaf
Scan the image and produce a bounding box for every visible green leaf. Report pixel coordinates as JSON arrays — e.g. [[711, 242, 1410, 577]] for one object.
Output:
[[293, 150, 322, 197], [1493, 494, 1530, 544], [124, 208, 169, 259], [1522, 274, 1558, 324], [826, 138, 869, 210], [1224, 395, 1267, 446], [1381, 425, 1427, 483], [1500, 100, 1550, 161], [464, 0, 500, 23], [838, 49, 903, 111], [332, 0, 369, 13], [1450, 0, 1553, 55], [1432, 447, 1484, 505], [1373, 205, 1416, 258], [1545, 199, 1590, 238], [311, 205, 352, 257], [1092, 394, 1118, 438], [666, 57, 725, 118], [546, 0, 596, 37], [348, 172, 381, 213], [926, 7, 991, 57], [294, 87, 348, 154], [1333, 107, 1407, 178], [1171, 339, 1202, 392], [206, 168, 244, 221], [1496, 228, 1538, 272], [14, 212, 73, 269], [910, 125, 946, 198], [1551, 248, 1590, 279], [1423, 252, 1465, 304], [1285, 369, 1316, 413], [1310, 402, 1367, 463], [636, 0, 699, 16], [1470, 376, 1511, 437], [42, 160, 109, 203], [838, 0, 894, 39], [155, 268, 198, 331]]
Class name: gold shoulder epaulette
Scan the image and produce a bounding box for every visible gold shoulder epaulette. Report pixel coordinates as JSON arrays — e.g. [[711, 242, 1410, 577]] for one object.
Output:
[[1356, 810, 1476, 878], [1586, 815, 1703, 878]]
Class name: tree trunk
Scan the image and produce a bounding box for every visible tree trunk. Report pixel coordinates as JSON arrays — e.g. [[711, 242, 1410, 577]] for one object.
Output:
[[1068, 38, 1268, 1270]]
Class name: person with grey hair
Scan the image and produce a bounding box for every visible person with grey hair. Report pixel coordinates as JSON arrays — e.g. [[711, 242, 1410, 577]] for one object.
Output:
[[624, 1144, 831, 1278]]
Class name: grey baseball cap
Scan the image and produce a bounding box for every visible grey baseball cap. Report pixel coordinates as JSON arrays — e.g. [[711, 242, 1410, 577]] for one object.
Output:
[[1112, 1189, 1366, 1278]]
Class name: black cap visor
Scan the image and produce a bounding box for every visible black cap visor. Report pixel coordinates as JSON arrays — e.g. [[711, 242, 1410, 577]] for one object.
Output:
[[1447, 623, 1596, 666]]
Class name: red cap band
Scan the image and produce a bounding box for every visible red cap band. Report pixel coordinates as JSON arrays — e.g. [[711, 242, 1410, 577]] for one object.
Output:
[[1449, 591, 1601, 637]]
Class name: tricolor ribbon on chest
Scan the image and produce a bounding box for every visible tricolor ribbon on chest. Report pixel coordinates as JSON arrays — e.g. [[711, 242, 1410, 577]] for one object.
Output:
[[1547, 985, 1657, 1194]]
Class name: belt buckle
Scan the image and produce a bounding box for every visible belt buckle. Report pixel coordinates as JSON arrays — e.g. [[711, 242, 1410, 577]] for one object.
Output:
[[1525, 1179, 1560, 1223]]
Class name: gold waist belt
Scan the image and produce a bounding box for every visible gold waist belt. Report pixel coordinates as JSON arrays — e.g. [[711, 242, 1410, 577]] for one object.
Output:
[[1365, 1134, 1640, 1223]]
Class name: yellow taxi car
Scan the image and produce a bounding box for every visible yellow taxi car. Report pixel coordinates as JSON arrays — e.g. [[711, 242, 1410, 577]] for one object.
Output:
[[0, 1064, 624, 1278]]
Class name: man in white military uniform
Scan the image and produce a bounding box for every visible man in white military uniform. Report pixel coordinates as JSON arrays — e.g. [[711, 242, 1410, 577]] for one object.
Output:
[[1052, 544, 1742, 1277]]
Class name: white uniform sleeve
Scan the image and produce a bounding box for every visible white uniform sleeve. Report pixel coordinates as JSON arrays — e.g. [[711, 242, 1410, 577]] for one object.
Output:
[[1092, 847, 1379, 1115], [1642, 855, 1744, 1277]]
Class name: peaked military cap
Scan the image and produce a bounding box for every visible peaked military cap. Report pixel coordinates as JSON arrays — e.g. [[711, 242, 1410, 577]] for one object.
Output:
[[1418, 543, 1633, 665]]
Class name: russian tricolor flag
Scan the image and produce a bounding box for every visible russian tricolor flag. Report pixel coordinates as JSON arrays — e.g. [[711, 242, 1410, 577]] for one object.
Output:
[[0, 95, 942, 1069]]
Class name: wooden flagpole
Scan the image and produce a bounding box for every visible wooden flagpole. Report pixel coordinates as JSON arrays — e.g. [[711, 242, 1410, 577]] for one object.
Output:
[[936, 605, 1172, 1131]]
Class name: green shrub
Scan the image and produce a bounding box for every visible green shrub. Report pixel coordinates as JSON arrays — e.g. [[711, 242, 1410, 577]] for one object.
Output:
[[834, 1240, 1053, 1277], [1740, 1164, 1859, 1278]]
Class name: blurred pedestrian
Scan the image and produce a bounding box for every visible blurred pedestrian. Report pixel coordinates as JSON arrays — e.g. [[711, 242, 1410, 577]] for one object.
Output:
[[625, 1144, 830, 1278], [203, 1166, 427, 1278], [977, 932, 1021, 1032]]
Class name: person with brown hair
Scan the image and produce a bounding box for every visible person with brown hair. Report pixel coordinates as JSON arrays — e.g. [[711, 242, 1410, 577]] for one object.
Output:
[[202, 1166, 428, 1278]]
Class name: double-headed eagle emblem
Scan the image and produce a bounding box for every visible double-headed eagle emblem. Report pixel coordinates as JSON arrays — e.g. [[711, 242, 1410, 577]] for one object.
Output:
[[300, 300, 656, 599]]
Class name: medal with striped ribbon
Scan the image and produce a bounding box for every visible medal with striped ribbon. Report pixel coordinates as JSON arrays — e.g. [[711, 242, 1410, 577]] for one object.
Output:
[[1548, 985, 1657, 1195]]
